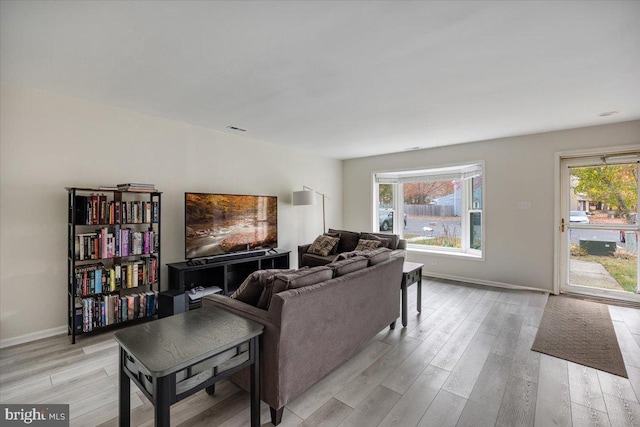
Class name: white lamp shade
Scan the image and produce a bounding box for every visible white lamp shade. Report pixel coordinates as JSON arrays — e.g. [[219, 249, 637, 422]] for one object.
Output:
[[292, 190, 317, 206]]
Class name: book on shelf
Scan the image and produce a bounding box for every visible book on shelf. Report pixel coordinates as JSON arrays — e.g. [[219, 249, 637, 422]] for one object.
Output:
[[74, 298, 83, 333], [118, 183, 155, 188], [127, 296, 135, 320], [114, 201, 121, 223], [90, 194, 99, 225], [98, 194, 107, 224], [78, 290, 158, 332], [74, 195, 89, 225], [133, 294, 140, 319], [117, 183, 156, 192]]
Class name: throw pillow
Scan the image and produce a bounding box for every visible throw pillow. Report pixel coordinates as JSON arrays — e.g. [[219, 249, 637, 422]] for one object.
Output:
[[360, 233, 392, 249], [364, 232, 399, 250], [230, 269, 292, 306], [307, 235, 340, 257], [328, 229, 361, 253], [257, 266, 333, 309], [326, 256, 368, 277], [355, 239, 382, 251], [324, 232, 341, 255]]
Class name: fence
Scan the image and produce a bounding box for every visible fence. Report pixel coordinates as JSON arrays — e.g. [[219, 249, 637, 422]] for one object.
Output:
[[404, 204, 455, 217]]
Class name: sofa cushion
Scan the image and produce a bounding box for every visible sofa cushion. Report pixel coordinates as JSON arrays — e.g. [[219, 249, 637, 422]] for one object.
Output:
[[282, 266, 333, 289], [328, 229, 361, 253], [301, 252, 335, 267], [362, 232, 399, 250], [360, 233, 393, 249], [355, 239, 382, 251], [307, 235, 340, 257], [362, 247, 392, 266], [257, 266, 333, 309], [326, 256, 368, 277], [231, 269, 292, 306]]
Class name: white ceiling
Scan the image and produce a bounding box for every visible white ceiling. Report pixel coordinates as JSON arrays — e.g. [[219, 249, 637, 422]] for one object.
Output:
[[1, 1, 639, 159]]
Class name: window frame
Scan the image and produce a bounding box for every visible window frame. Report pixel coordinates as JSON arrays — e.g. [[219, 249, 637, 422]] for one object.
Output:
[[373, 161, 485, 259]]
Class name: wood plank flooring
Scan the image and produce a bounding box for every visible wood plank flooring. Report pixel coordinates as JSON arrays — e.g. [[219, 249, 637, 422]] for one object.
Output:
[[2, 278, 640, 426]]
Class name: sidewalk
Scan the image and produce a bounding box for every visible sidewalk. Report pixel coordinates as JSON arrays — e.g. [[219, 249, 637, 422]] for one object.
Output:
[[570, 259, 625, 291]]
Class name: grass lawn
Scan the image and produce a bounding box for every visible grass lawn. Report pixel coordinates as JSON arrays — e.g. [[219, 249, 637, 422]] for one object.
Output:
[[578, 254, 638, 292], [409, 237, 461, 248]]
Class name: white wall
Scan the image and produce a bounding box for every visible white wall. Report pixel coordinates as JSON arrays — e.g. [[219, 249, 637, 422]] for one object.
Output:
[[343, 120, 640, 292], [0, 83, 343, 344]]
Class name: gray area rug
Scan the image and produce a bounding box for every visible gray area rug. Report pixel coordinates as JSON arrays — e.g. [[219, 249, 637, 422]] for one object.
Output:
[[532, 295, 628, 378]]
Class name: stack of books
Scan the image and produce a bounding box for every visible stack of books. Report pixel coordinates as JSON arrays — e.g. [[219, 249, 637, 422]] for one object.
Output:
[[117, 183, 156, 192]]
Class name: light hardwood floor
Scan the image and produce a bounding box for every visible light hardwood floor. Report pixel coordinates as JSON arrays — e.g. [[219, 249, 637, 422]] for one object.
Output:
[[3, 278, 640, 427]]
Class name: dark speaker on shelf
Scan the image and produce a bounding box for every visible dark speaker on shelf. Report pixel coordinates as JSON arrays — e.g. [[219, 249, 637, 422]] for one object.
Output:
[[158, 290, 186, 319]]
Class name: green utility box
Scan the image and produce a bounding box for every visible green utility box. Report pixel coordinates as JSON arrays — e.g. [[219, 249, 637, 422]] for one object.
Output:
[[579, 239, 616, 256]]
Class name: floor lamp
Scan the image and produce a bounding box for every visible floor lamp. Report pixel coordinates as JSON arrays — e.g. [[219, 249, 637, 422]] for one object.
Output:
[[292, 186, 326, 233]]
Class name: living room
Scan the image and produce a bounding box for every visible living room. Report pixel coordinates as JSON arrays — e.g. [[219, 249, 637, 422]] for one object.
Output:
[[2, 1, 640, 426]]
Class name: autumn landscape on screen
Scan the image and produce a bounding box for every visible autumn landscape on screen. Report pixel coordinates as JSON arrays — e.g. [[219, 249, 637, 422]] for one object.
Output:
[[185, 193, 277, 259]]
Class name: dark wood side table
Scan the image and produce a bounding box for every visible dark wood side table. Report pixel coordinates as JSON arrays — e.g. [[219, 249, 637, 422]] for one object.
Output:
[[401, 262, 423, 327], [115, 307, 263, 427]]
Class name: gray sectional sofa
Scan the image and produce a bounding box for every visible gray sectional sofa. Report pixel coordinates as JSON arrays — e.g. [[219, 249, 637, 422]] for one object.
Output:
[[205, 251, 404, 425]]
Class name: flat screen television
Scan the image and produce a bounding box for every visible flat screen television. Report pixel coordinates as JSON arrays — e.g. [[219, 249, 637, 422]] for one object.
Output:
[[185, 192, 278, 260]]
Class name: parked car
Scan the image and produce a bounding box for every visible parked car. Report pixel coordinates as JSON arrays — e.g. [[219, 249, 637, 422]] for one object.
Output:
[[379, 210, 407, 231], [569, 210, 590, 224], [379, 210, 394, 231]]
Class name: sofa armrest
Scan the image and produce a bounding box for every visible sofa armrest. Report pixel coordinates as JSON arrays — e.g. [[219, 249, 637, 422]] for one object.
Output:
[[297, 244, 312, 268], [203, 294, 283, 410]]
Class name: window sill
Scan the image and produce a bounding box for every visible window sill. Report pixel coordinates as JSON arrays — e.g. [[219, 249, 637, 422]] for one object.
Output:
[[407, 246, 484, 261]]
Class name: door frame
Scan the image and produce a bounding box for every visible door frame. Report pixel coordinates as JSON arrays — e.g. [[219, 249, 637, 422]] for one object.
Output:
[[554, 144, 640, 298]]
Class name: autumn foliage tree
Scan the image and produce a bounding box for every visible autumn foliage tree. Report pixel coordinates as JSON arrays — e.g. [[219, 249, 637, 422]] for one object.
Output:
[[379, 184, 393, 206], [378, 181, 458, 206], [572, 164, 637, 218], [404, 181, 454, 204]]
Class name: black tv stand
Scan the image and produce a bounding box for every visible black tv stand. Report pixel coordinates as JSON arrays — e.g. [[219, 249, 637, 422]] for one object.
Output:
[[168, 249, 290, 300]]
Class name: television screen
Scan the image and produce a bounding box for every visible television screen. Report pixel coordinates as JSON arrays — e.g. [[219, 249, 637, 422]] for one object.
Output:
[[185, 193, 278, 259]]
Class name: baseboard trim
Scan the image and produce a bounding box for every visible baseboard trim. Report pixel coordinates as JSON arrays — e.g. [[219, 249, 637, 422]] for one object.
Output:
[[0, 325, 67, 349], [423, 272, 550, 294]]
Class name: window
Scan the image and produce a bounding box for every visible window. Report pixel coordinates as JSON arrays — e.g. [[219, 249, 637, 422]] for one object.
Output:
[[374, 163, 484, 257]]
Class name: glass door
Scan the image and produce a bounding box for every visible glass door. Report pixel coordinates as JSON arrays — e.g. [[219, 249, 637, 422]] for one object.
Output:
[[560, 153, 639, 302]]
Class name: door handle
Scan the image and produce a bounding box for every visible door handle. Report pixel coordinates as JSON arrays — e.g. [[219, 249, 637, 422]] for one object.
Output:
[[561, 218, 565, 232]]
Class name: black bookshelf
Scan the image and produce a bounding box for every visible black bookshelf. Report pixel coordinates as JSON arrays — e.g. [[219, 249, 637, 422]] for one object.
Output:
[[167, 250, 290, 305], [66, 187, 162, 344]]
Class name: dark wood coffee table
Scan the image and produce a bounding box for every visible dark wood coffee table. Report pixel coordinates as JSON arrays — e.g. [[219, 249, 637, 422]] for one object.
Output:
[[115, 306, 263, 427], [401, 261, 423, 327]]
